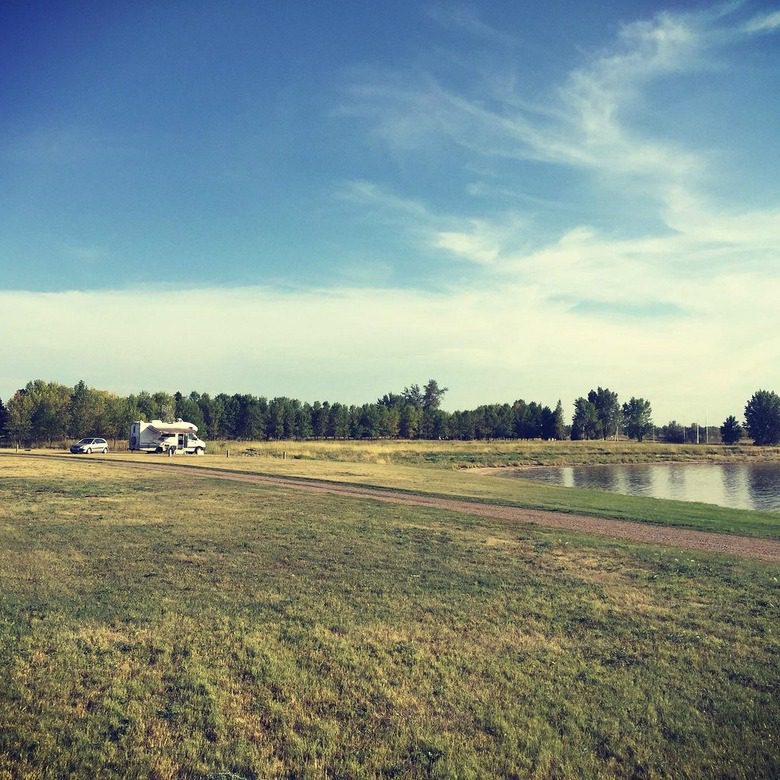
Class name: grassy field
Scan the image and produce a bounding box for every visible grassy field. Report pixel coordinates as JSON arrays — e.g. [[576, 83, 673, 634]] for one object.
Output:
[[45, 448, 780, 540], [1, 456, 779, 779]]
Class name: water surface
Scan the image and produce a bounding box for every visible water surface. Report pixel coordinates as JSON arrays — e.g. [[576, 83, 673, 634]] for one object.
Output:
[[504, 462, 780, 512]]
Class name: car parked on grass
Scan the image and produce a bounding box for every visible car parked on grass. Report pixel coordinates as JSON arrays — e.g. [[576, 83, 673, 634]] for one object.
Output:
[[70, 437, 109, 454]]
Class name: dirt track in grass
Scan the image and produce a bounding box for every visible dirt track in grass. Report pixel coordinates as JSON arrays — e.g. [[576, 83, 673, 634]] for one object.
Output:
[[15, 454, 780, 563]]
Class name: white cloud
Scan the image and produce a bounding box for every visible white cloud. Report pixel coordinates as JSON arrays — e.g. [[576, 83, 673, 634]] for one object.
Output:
[[663, 186, 780, 248], [338, 179, 435, 223], [434, 228, 500, 265], [744, 9, 780, 33], [0, 282, 776, 423]]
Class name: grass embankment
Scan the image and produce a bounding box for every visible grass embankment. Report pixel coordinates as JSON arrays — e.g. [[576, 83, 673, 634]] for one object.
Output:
[[206, 438, 780, 468], [49, 438, 780, 466], [1, 457, 778, 778]]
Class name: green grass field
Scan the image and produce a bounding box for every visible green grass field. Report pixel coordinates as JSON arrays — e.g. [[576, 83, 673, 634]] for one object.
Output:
[[1, 455, 778, 779], [62, 447, 780, 540]]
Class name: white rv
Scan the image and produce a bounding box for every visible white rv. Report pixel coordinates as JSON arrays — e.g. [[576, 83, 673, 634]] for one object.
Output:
[[129, 419, 206, 455]]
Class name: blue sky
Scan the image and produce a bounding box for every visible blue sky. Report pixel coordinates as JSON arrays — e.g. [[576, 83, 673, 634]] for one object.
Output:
[[1, 1, 779, 422]]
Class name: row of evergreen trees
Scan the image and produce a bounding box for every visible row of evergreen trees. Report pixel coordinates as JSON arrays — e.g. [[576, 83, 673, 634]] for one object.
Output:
[[0, 379, 569, 445]]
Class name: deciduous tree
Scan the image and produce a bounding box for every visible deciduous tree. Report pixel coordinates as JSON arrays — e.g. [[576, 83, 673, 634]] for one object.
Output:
[[151, 391, 175, 422], [587, 387, 621, 439], [551, 400, 566, 440], [27, 380, 71, 444], [422, 379, 448, 411], [719, 415, 742, 445], [571, 397, 599, 440], [744, 390, 780, 445], [622, 397, 653, 441], [6, 388, 34, 445], [401, 384, 423, 409], [399, 404, 421, 439], [661, 421, 685, 443], [0, 397, 7, 439]]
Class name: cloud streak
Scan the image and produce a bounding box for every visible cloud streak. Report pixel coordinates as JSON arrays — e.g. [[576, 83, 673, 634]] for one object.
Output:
[[744, 8, 780, 33]]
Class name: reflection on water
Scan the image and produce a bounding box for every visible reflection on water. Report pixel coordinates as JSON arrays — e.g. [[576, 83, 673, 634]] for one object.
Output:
[[625, 467, 653, 496], [510, 462, 780, 512]]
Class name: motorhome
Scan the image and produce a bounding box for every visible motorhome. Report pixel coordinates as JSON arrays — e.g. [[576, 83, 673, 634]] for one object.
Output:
[[129, 419, 206, 455]]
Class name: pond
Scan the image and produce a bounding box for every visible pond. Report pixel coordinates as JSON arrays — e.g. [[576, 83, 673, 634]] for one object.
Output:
[[502, 462, 780, 512]]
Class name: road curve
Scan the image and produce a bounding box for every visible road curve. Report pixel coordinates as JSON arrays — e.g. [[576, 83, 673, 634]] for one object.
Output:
[[10, 453, 780, 563]]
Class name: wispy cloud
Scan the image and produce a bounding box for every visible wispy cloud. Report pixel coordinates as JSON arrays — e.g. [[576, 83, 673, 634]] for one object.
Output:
[[743, 8, 780, 33], [345, 6, 710, 180], [425, 3, 518, 47], [663, 186, 780, 249], [338, 180, 434, 222], [434, 228, 500, 265], [558, 11, 705, 183]]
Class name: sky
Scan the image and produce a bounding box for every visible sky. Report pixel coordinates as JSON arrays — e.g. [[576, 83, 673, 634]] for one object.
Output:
[[1, 0, 779, 423]]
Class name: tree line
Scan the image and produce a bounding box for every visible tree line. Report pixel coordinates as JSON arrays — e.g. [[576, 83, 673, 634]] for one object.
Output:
[[0, 379, 777, 446], [0, 378, 565, 445]]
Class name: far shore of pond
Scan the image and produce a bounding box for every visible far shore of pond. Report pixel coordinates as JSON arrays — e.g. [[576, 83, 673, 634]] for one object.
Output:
[[467, 444, 780, 471]]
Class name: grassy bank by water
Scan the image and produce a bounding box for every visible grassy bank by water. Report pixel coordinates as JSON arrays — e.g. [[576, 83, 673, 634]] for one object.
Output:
[[204, 438, 780, 468], [0, 456, 778, 778], [23, 438, 780, 468]]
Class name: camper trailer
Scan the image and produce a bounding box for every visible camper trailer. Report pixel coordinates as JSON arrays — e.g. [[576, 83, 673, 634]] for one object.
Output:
[[129, 420, 206, 455]]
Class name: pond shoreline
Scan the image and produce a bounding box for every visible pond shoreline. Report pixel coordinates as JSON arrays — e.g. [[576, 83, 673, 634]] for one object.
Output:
[[483, 461, 780, 513], [476, 456, 780, 473], [465, 447, 780, 472]]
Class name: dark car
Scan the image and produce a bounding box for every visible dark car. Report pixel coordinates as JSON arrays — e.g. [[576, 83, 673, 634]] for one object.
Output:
[[70, 437, 109, 454]]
